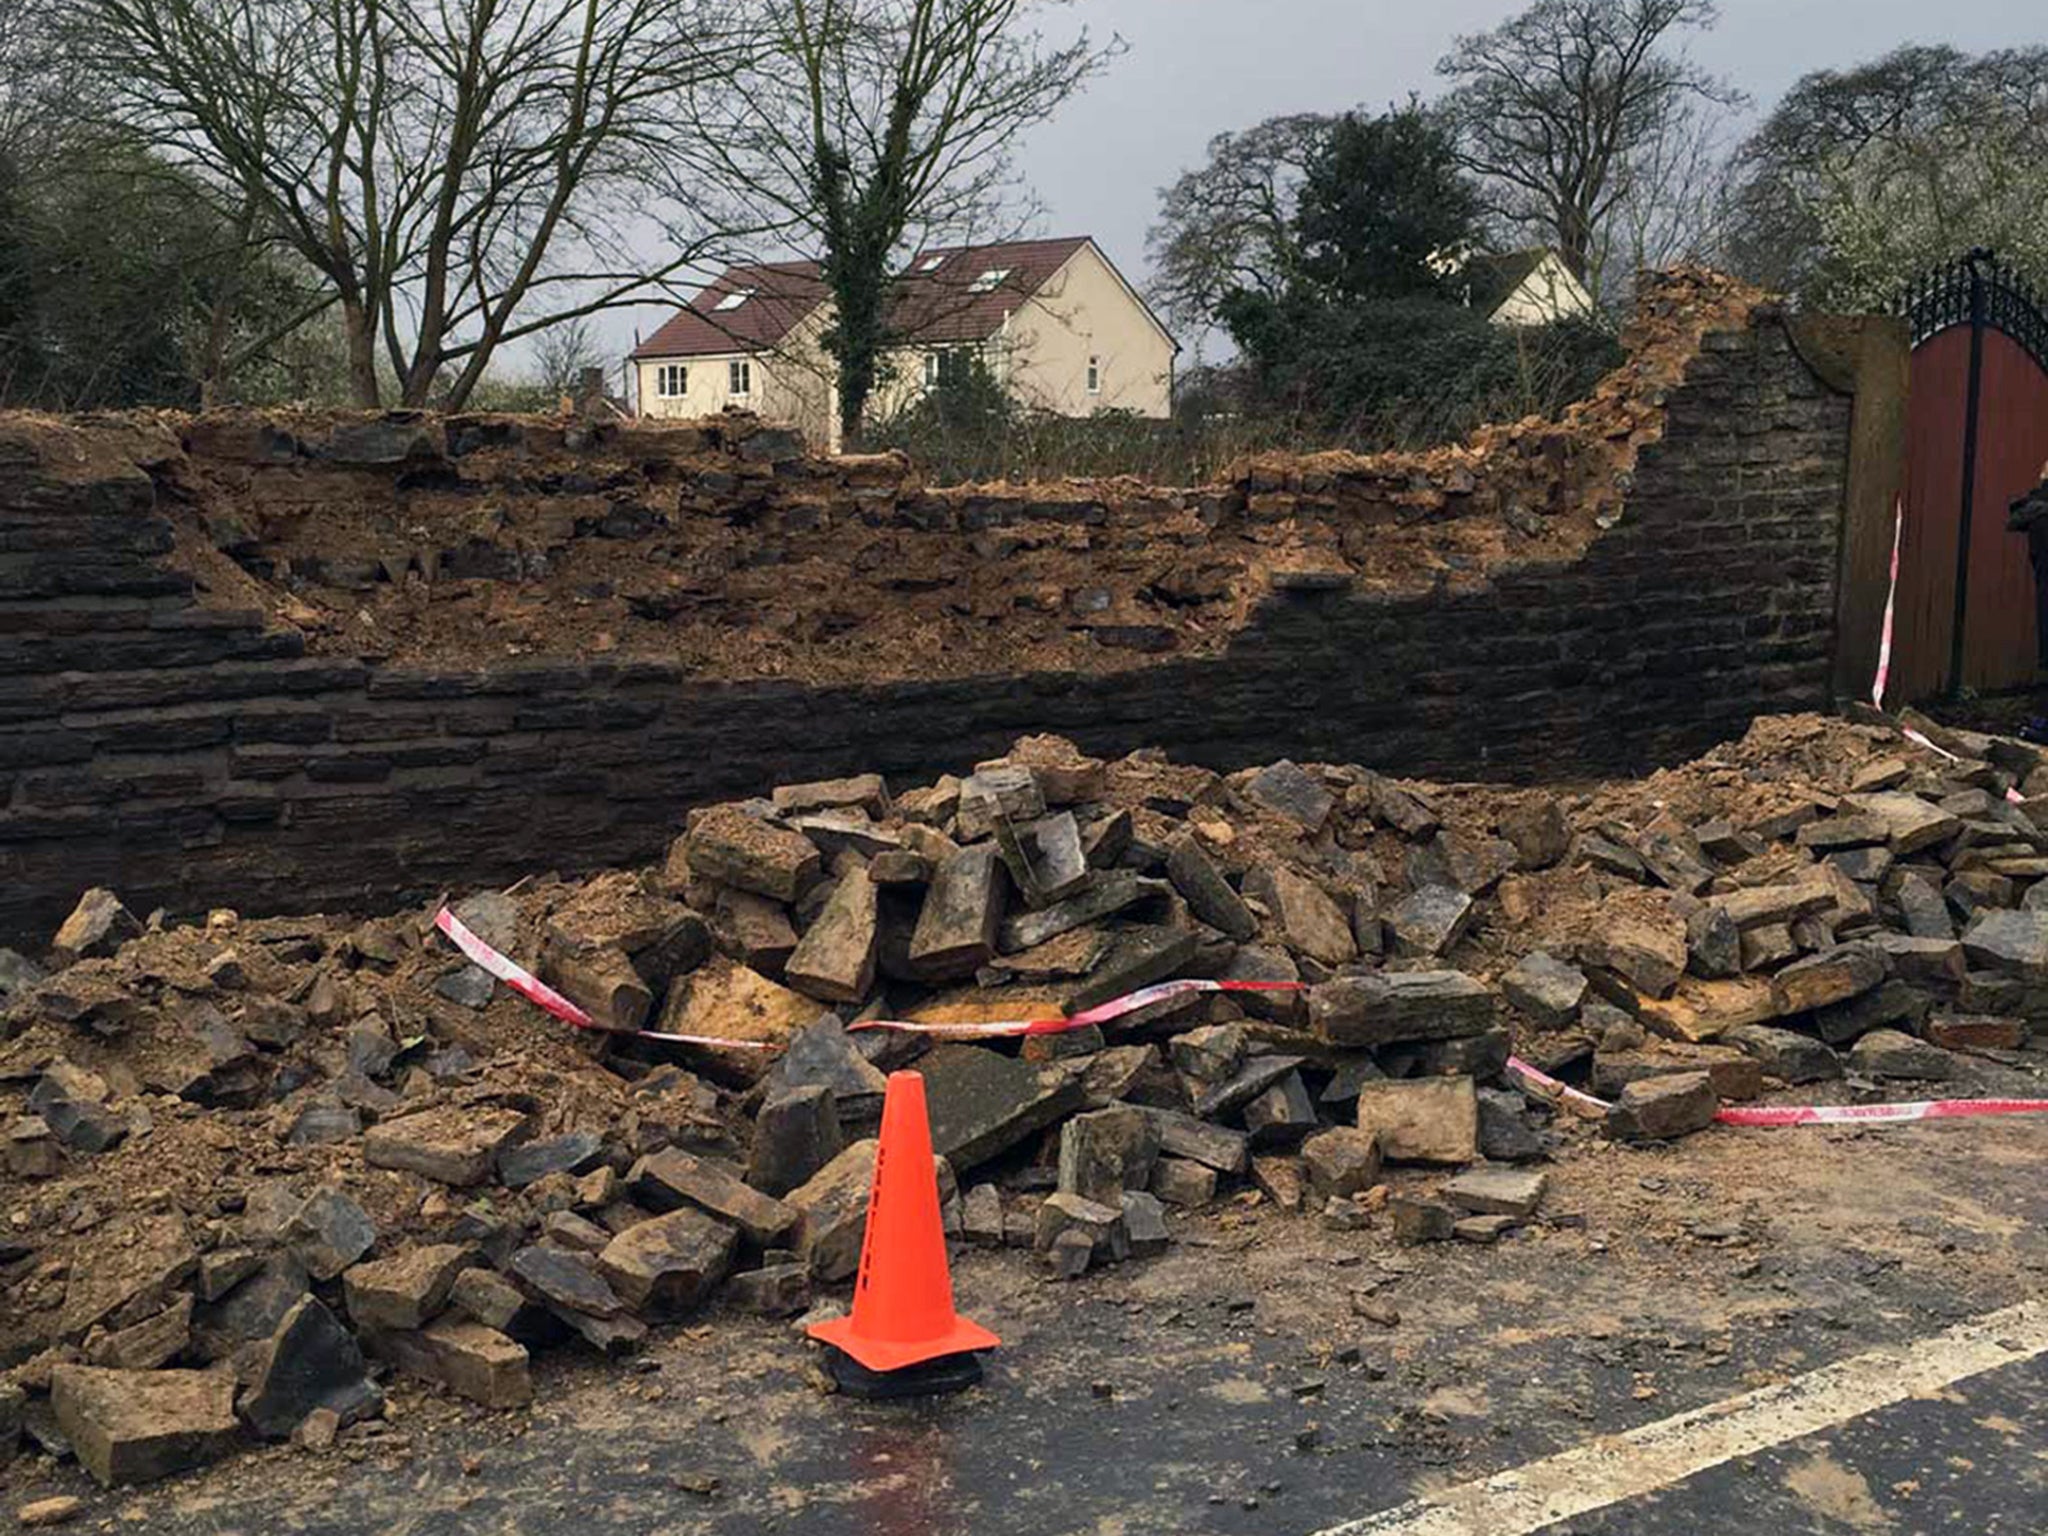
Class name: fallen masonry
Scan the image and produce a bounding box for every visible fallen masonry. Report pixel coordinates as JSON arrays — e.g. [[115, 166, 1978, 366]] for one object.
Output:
[[3, 712, 2048, 1481]]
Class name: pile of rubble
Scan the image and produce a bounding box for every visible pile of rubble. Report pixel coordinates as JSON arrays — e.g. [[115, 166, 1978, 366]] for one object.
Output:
[[5, 710, 2047, 1486]]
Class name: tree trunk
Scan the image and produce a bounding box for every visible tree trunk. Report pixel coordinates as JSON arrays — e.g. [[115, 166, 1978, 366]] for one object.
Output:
[[341, 298, 381, 407]]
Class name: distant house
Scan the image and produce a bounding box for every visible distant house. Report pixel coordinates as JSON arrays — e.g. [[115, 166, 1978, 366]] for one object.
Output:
[[631, 237, 1177, 449], [1456, 248, 1598, 326]]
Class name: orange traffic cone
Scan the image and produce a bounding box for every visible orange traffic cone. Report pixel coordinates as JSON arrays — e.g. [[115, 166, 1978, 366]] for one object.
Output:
[[807, 1070, 999, 1396]]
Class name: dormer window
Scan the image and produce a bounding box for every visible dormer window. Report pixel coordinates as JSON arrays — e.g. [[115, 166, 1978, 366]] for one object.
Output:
[[968, 268, 1012, 294], [714, 289, 754, 312]]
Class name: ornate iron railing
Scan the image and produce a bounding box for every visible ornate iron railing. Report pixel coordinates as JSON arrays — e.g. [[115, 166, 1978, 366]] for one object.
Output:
[[1898, 249, 2048, 370]]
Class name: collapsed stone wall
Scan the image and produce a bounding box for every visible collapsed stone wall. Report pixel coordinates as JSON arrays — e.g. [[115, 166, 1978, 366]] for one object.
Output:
[[0, 274, 1855, 942]]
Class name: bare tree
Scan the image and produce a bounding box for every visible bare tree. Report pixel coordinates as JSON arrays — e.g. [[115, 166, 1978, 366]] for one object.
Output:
[[532, 316, 606, 401], [1144, 113, 1333, 342], [78, 0, 765, 409], [691, 0, 1120, 441], [1729, 45, 2048, 310], [1436, 0, 1742, 300], [1596, 94, 1734, 310]]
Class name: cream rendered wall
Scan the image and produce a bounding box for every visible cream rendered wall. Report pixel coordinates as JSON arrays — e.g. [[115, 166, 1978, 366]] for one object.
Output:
[[1002, 243, 1174, 418], [1490, 253, 1596, 326], [635, 309, 839, 446]]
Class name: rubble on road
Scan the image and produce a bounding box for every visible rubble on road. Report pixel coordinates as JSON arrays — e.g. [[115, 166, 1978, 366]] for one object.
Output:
[[4, 710, 2047, 1480]]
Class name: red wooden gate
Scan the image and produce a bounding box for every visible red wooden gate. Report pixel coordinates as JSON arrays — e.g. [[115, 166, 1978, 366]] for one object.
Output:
[[1891, 252, 2048, 701]]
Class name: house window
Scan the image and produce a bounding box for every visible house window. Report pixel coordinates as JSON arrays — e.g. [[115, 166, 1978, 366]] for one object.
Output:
[[968, 267, 1012, 294], [925, 349, 970, 389], [728, 359, 752, 396], [714, 288, 754, 312], [1087, 356, 1101, 395], [918, 254, 946, 273], [655, 364, 688, 398]]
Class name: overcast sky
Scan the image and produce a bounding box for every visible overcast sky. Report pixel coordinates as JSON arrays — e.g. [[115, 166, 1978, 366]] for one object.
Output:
[[597, 0, 2043, 374]]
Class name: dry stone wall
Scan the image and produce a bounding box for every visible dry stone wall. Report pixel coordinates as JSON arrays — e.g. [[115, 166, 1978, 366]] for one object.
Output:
[[0, 308, 1854, 942]]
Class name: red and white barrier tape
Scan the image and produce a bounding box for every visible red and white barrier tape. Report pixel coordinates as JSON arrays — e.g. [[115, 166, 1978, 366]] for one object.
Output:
[[433, 906, 779, 1051], [1870, 495, 2024, 803], [1506, 1054, 2048, 1128], [850, 978, 1307, 1040]]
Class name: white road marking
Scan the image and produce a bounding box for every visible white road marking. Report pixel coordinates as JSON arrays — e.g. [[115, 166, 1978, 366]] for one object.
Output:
[[1310, 1298, 2048, 1536]]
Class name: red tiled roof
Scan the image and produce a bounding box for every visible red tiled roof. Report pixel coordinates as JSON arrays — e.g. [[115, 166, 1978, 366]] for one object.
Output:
[[632, 238, 1110, 359], [630, 260, 829, 359], [886, 236, 1092, 343]]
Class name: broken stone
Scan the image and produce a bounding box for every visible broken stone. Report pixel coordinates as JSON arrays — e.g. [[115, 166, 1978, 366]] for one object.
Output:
[[364, 1103, 530, 1187], [1035, 1191, 1127, 1264], [447, 1269, 550, 1341], [343, 1245, 473, 1332], [1476, 1089, 1548, 1161], [1244, 864, 1356, 966], [906, 845, 1008, 979], [498, 1131, 605, 1190], [240, 1297, 381, 1440], [1063, 924, 1199, 1014], [193, 1256, 309, 1358], [1057, 1106, 1159, 1206], [727, 1263, 812, 1317], [1454, 1214, 1518, 1244], [658, 957, 816, 1071], [961, 1183, 1004, 1247], [921, 1044, 1086, 1172], [996, 812, 1091, 907], [6, 1115, 59, 1178], [1150, 1157, 1218, 1207], [763, 1014, 889, 1119], [956, 765, 1047, 841], [772, 773, 892, 819], [1894, 871, 1956, 939], [1686, 903, 1743, 979], [999, 870, 1156, 952], [1389, 1196, 1457, 1245], [1771, 943, 1888, 1014], [784, 867, 880, 1004], [1120, 1191, 1170, 1257], [1301, 1127, 1382, 1202], [508, 1246, 624, 1319], [1500, 952, 1588, 1028], [541, 1211, 612, 1253], [991, 736, 1107, 805], [1245, 761, 1334, 831], [1809, 979, 1929, 1046], [1165, 834, 1257, 940], [1925, 1014, 2026, 1050], [1139, 1107, 1249, 1174], [1385, 886, 1474, 957], [747, 1085, 845, 1197], [1243, 1072, 1318, 1148], [366, 1317, 532, 1409], [1250, 1155, 1307, 1211], [1579, 912, 1688, 999], [684, 806, 822, 901], [86, 1296, 192, 1372], [1047, 1227, 1093, 1279], [1849, 1029, 1953, 1081], [285, 1188, 377, 1282], [1497, 796, 1571, 870], [627, 1149, 797, 1247], [1723, 1025, 1843, 1084], [51, 1367, 238, 1486], [596, 1209, 737, 1315], [1839, 792, 1962, 855], [1311, 971, 1495, 1047], [1353, 1078, 1479, 1164], [51, 889, 142, 963], [286, 1099, 360, 1147], [1443, 1167, 1546, 1218], [1605, 1072, 1717, 1141], [27, 1063, 126, 1155], [1961, 909, 2048, 980], [544, 946, 652, 1033]]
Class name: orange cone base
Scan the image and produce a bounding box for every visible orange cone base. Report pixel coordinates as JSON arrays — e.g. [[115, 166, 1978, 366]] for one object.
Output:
[[807, 1311, 1000, 1375]]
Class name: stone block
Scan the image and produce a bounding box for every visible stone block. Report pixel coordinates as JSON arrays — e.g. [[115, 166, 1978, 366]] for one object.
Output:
[[52, 1367, 239, 1486], [1353, 1077, 1478, 1165]]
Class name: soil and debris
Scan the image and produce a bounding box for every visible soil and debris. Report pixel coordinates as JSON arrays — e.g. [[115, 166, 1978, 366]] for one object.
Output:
[[0, 271, 1757, 684], [5, 699, 2048, 1497]]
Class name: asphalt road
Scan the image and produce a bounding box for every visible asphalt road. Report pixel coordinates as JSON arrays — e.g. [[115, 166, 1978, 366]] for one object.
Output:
[[10, 1108, 2047, 1535]]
